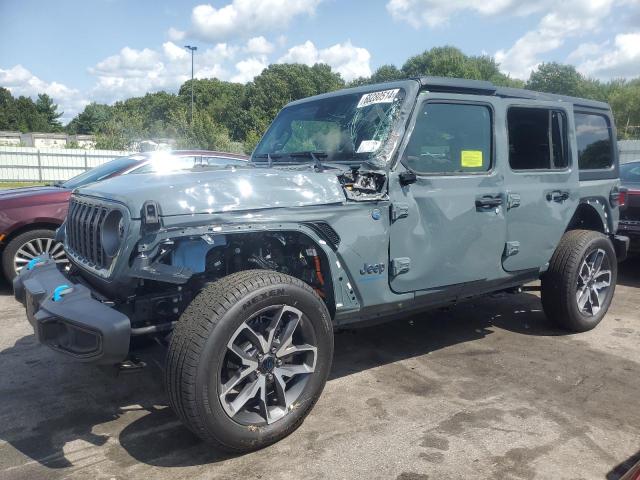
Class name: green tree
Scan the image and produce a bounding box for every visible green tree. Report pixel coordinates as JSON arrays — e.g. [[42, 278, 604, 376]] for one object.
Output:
[[349, 64, 405, 86], [66, 102, 113, 134], [242, 63, 344, 140], [170, 106, 234, 151], [525, 62, 596, 97], [35, 93, 63, 131], [609, 80, 640, 138]]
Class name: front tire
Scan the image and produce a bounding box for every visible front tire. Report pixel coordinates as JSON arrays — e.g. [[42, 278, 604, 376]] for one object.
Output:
[[541, 230, 617, 332], [165, 270, 333, 452], [2, 229, 67, 281]]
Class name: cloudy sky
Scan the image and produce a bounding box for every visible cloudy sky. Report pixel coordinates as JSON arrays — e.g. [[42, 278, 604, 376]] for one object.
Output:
[[1, 0, 639, 123]]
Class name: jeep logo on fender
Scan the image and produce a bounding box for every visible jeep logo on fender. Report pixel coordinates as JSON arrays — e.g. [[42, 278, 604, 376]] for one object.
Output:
[[360, 263, 385, 275]]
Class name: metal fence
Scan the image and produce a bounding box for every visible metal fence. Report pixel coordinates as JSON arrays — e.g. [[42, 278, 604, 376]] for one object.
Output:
[[619, 140, 640, 164], [0, 141, 638, 183], [0, 146, 133, 182]]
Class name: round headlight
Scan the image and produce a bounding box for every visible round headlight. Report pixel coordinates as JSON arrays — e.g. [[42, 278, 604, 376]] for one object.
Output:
[[102, 210, 124, 257]]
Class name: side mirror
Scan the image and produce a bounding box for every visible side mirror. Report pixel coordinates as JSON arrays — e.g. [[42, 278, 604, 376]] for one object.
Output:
[[399, 171, 417, 186]]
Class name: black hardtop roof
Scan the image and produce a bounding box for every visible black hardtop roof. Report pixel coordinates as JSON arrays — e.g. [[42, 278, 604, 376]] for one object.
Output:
[[286, 76, 610, 111]]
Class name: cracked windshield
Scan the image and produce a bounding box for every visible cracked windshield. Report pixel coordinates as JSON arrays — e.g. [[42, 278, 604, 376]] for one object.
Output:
[[254, 88, 406, 164]]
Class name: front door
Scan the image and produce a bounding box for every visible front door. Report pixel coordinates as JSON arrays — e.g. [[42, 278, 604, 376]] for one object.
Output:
[[501, 103, 579, 272], [389, 94, 507, 293]]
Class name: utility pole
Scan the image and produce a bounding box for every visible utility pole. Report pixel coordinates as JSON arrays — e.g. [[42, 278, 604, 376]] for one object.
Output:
[[184, 45, 198, 125]]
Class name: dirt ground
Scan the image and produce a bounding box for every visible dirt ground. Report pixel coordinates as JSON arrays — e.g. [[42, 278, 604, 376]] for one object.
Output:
[[1, 258, 639, 480]]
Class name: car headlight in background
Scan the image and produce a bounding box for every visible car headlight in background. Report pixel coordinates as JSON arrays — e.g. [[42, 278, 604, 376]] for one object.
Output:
[[102, 210, 124, 257]]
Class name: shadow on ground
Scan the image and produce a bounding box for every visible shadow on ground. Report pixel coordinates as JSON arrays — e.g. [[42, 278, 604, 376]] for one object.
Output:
[[0, 286, 570, 471], [0, 261, 638, 473]]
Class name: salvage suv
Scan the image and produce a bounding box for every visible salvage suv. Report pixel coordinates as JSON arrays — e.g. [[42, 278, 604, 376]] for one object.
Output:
[[14, 77, 628, 452]]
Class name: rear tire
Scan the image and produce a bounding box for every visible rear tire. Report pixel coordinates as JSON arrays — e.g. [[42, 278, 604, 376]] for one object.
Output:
[[165, 269, 333, 452], [541, 230, 617, 332], [2, 229, 65, 281]]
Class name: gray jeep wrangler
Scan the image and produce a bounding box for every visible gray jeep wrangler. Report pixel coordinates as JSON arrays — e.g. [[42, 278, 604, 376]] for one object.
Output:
[[14, 77, 629, 452]]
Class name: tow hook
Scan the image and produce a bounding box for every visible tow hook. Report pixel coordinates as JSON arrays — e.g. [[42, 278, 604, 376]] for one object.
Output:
[[27, 257, 45, 270], [117, 356, 147, 374], [52, 284, 73, 302]]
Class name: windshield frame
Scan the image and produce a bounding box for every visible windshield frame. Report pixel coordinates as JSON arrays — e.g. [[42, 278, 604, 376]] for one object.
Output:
[[251, 80, 420, 169]]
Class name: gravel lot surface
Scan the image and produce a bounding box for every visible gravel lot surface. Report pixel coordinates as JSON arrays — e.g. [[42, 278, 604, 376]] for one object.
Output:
[[1, 258, 639, 480]]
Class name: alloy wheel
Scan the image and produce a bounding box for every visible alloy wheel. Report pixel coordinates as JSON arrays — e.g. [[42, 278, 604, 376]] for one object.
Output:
[[219, 304, 317, 426], [576, 248, 611, 316], [14, 238, 68, 274]]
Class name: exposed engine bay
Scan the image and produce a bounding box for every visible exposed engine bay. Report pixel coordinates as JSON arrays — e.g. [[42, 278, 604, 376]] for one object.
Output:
[[338, 167, 387, 201], [124, 232, 332, 330]]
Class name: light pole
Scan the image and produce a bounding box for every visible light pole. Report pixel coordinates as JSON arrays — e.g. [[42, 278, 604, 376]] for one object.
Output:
[[184, 45, 198, 125]]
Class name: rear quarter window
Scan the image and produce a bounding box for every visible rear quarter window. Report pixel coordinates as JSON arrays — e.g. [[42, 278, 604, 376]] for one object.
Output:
[[575, 112, 614, 170]]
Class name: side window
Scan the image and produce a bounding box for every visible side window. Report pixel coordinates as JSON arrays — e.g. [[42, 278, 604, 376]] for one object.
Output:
[[508, 107, 568, 170], [403, 103, 492, 174], [575, 112, 613, 170]]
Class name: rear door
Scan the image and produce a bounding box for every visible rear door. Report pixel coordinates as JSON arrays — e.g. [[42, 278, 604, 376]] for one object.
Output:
[[501, 102, 579, 272], [388, 93, 507, 293]]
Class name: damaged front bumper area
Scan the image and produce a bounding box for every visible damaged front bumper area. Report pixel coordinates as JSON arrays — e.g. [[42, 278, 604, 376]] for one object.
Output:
[[13, 255, 130, 364]]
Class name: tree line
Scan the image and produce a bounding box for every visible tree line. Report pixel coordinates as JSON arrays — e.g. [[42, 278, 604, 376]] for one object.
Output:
[[1, 46, 639, 153]]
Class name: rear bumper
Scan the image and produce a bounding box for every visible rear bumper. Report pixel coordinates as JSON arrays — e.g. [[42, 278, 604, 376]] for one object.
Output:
[[13, 255, 130, 364], [618, 221, 640, 253], [612, 234, 630, 262]]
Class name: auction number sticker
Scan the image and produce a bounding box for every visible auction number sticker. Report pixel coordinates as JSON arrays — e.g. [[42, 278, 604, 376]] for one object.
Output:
[[357, 88, 400, 108]]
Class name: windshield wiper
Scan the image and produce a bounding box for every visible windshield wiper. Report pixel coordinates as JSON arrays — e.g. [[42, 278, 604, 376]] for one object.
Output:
[[287, 151, 328, 172], [253, 151, 328, 171]]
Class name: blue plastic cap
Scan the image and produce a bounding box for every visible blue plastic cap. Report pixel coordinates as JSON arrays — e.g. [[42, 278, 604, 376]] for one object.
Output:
[[52, 284, 72, 302]]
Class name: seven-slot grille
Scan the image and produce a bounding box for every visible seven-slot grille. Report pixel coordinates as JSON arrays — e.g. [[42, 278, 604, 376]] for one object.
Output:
[[66, 197, 112, 270]]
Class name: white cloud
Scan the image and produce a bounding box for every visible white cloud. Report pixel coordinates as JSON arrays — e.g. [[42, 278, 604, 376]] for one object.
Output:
[[385, 0, 635, 80], [167, 27, 186, 41], [245, 36, 274, 55], [495, 0, 616, 79], [0, 64, 87, 123], [231, 56, 268, 83], [189, 0, 320, 41], [88, 42, 235, 103], [575, 32, 640, 79], [386, 0, 550, 28], [278, 40, 371, 80]]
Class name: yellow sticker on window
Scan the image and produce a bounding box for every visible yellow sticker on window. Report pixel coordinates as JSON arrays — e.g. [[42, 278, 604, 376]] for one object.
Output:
[[461, 150, 483, 168]]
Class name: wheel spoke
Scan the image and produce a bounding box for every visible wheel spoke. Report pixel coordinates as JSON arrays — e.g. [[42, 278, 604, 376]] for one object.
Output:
[[275, 312, 302, 358], [227, 376, 263, 416], [44, 238, 52, 253], [577, 287, 590, 311], [592, 250, 605, 276], [578, 262, 591, 284], [238, 324, 269, 354], [277, 343, 317, 358], [589, 287, 601, 315], [16, 248, 35, 260], [593, 269, 611, 284], [275, 363, 314, 377], [50, 242, 63, 256], [265, 305, 300, 349], [25, 241, 39, 256], [220, 363, 258, 397], [273, 372, 289, 410]]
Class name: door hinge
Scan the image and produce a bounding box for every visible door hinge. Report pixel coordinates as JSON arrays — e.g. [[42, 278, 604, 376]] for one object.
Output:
[[391, 257, 411, 276], [390, 203, 409, 222], [504, 241, 520, 257], [506, 192, 521, 210]]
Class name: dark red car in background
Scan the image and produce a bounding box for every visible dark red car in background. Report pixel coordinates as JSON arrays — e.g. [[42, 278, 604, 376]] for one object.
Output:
[[0, 150, 248, 280], [618, 160, 640, 255]]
